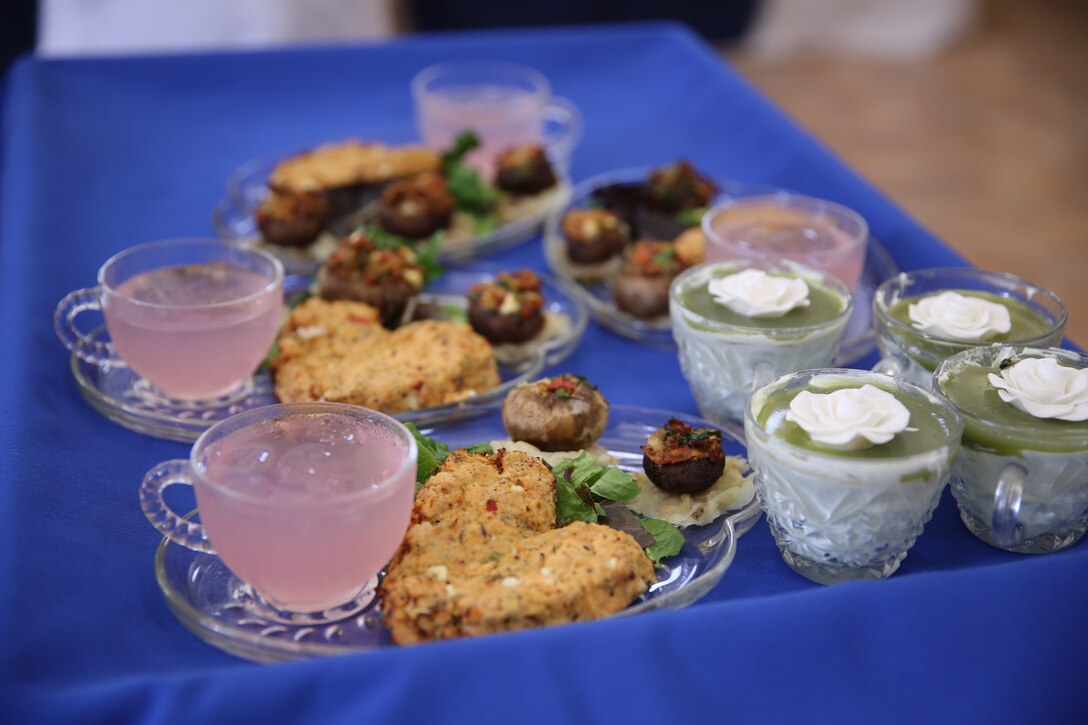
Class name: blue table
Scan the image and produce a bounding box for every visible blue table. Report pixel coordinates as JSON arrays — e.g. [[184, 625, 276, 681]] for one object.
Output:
[[2, 23, 1084, 724]]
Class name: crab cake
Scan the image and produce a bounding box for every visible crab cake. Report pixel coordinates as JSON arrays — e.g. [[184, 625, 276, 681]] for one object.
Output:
[[380, 449, 656, 644], [271, 298, 500, 412]]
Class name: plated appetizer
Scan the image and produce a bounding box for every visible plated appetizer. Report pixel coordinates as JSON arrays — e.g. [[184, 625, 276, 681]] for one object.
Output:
[[215, 132, 571, 272], [378, 374, 757, 644]]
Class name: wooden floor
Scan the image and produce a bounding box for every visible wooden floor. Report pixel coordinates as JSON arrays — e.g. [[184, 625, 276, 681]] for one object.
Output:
[[730, 0, 1087, 345]]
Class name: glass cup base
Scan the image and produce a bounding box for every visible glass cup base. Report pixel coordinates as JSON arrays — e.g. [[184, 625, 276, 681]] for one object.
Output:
[[238, 579, 380, 627], [957, 505, 1087, 554], [132, 375, 256, 410], [775, 543, 907, 585]]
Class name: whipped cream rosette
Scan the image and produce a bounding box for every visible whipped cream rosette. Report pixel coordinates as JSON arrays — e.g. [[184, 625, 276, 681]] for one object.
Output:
[[987, 357, 1088, 422], [908, 291, 1011, 340]]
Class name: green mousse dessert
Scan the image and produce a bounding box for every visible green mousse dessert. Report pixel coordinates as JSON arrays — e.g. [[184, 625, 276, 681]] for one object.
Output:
[[936, 346, 1088, 553], [744, 369, 962, 585], [872, 268, 1066, 388], [671, 261, 852, 427]]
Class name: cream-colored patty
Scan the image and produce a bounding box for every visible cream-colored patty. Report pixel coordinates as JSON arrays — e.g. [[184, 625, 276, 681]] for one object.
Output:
[[271, 298, 500, 412]]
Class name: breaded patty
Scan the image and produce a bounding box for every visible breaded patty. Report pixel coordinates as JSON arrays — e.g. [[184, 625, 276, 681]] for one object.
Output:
[[270, 140, 441, 193], [380, 449, 656, 644], [271, 298, 500, 412]]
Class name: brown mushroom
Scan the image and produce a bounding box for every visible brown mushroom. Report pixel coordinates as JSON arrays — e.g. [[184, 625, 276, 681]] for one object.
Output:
[[502, 374, 609, 452], [640, 419, 726, 495]]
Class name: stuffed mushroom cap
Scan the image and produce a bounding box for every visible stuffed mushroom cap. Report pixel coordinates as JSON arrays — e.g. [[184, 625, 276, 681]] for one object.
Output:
[[502, 373, 609, 452]]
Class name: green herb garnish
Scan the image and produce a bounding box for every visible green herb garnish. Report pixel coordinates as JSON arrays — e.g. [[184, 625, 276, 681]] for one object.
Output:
[[676, 207, 705, 227], [405, 422, 450, 490], [640, 517, 685, 566], [440, 130, 502, 216], [363, 225, 445, 284], [442, 303, 469, 324], [464, 443, 495, 455]]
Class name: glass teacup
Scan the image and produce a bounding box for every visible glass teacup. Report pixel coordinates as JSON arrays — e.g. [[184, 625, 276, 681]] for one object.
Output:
[[54, 238, 284, 401], [935, 346, 1088, 554], [140, 403, 418, 623], [670, 259, 853, 431], [412, 61, 582, 176], [872, 268, 1066, 389], [745, 369, 962, 584], [702, 194, 868, 290]]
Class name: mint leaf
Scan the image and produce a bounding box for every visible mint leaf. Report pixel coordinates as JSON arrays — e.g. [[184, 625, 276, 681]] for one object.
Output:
[[556, 476, 599, 526], [554, 453, 639, 503], [640, 517, 685, 565], [441, 130, 481, 170], [445, 163, 500, 214], [464, 443, 495, 455], [405, 422, 449, 490]]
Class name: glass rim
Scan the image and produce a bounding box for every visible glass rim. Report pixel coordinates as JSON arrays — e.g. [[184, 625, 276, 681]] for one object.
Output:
[[189, 402, 419, 504], [701, 193, 869, 259], [669, 260, 854, 336], [411, 60, 551, 101], [873, 267, 1068, 346], [933, 345, 1088, 443], [744, 367, 964, 464], [98, 238, 285, 311]]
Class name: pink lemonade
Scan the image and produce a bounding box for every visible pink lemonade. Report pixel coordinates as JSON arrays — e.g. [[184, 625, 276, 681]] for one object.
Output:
[[705, 203, 867, 290], [103, 262, 282, 399], [195, 412, 416, 612], [416, 85, 543, 177]]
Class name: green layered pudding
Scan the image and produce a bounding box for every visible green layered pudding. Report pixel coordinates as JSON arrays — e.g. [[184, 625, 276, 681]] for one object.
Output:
[[872, 269, 1066, 389], [745, 370, 961, 584], [936, 346, 1088, 553], [671, 262, 852, 427]]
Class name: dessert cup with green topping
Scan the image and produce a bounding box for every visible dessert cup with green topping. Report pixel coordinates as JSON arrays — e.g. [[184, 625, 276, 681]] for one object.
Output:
[[873, 268, 1066, 388], [745, 369, 962, 584], [935, 346, 1088, 553], [670, 260, 852, 431]]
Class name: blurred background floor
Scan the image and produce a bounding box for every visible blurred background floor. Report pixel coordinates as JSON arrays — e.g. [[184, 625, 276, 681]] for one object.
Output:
[[730, 0, 1087, 344]]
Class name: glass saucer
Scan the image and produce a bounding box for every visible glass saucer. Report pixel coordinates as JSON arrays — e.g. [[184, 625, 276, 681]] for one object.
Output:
[[543, 166, 899, 360], [155, 404, 760, 662], [71, 321, 545, 443]]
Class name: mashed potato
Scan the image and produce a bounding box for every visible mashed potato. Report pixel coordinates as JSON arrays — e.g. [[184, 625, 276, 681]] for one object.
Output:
[[627, 457, 755, 528]]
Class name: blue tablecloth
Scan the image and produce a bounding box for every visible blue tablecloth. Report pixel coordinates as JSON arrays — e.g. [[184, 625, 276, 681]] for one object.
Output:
[[1, 23, 1084, 724]]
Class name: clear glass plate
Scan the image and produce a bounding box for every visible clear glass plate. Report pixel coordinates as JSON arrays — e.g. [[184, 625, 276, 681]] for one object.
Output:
[[543, 167, 899, 360], [212, 154, 573, 277], [153, 404, 761, 662], [70, 299, 547, 442]]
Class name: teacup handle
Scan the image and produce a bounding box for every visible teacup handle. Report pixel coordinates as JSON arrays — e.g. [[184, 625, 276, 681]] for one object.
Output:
[[541, 96, 583, 170], [872, 352, 912, 379], [992, 462, 1027, 549], [53, 287, 124, 366], [139, 460, 216, 554]]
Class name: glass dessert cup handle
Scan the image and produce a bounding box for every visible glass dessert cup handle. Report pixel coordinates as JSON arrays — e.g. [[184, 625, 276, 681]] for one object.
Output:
[[541, 96, 582, 170], [872, 352, 913, 379], [54, 287, 125, 367], [992, 462, 1027, 549], [139, 460, 215, 554]]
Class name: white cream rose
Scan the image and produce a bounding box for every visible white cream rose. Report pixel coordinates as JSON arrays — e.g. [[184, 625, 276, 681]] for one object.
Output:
[[908, 291, 1011, 340], [708, 269, 810, 319], [988, 357, 1088, 422], [786, 384, 913, 451]]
